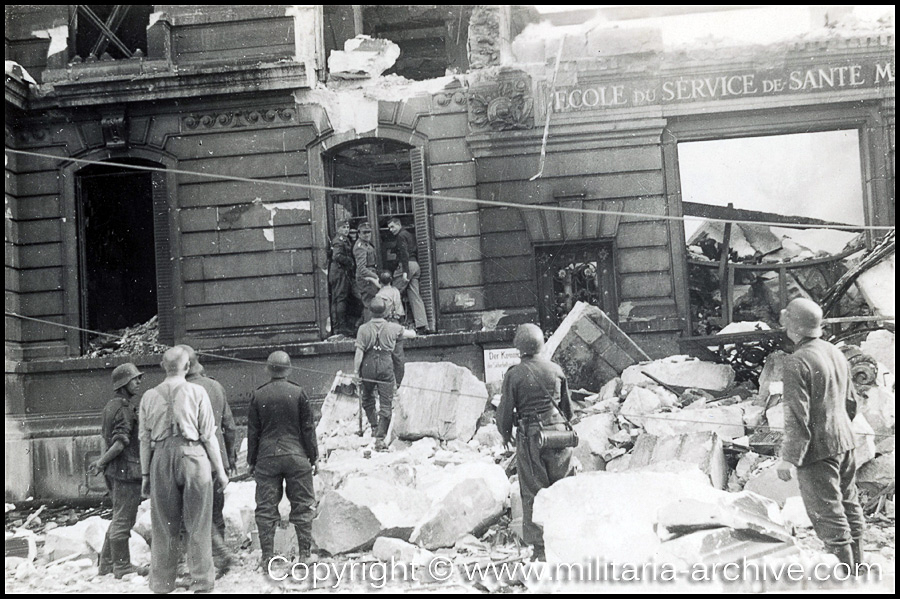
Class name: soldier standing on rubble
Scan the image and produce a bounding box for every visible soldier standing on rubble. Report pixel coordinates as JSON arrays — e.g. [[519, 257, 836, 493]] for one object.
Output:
[[776, 298, 865, 575], [328, 219, 356, 336], [178, 345, 237, 578], [247, 351, 318, 571], [353, 296, 417, 451], [353, 222, 380, 323], [139, 346, 229, 594], [497, 323, 575, 562], [90, 362, 148, 579]]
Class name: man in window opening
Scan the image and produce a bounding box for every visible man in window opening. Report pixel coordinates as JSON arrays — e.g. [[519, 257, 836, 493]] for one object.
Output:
[[91, 362, 149, 579], [353, 222, 380, 323], [387, 217, 430, 334], [776, 298, 865, 575], [328, 219, 356, 336]]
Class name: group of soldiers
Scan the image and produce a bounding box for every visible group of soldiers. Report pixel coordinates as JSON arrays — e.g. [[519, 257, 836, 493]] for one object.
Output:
[[328, 217, 430, 336], [92, 297, 867, 586], [93, 346, 318, 592]]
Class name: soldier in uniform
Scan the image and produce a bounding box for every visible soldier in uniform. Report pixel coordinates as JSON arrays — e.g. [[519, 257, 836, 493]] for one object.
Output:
[[352, 297, 416, 450], [178, 345, 237, 578], [353, 222, 380, 323], [247, 351, 318, 571], [91, 362, 148, 579], [496, 324, 575, 562], [328, 219, 356, 336]]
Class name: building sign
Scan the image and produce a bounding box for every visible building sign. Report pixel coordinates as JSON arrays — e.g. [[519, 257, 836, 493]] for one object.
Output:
[[484, 348, 520, 404], [548, 57, 895, 112]]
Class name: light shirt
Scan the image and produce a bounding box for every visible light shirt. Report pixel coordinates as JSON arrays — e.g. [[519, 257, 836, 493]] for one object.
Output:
[[375, 285, 404, 319], [139, 375, 217, 444]]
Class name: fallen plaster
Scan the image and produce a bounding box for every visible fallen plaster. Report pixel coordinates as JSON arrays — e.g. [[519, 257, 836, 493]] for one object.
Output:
[[254, 198, 310, 244], [294, 73, 460, 135], [32, 25, 68, 57], [148, 11, 163, 30]]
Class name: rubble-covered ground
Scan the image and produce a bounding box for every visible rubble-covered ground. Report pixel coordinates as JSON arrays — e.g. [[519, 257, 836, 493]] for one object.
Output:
[[6, 328, 895, 593]]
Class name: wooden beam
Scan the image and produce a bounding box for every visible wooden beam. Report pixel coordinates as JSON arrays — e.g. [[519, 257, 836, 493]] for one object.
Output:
[[682, 201, 857, 230]]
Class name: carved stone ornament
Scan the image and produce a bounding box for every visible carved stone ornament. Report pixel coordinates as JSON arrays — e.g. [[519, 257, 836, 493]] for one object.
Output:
[[101, 115, 128, 149], [182, 109, 295, 131], [468, 79, 534, 132]]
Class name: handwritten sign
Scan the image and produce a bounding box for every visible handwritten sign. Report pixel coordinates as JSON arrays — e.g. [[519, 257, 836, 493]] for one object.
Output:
[[547, 58, 895, 112]]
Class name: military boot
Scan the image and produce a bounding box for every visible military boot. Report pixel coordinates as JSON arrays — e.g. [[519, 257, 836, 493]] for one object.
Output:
[[825, 543, 854, 578], [374, 416, 391, 451], [98, 536, 114, 576], [257, 524, 277, 573], [295, 525, 312, 564], [111, 537, 148, 579], [365, 408, 378, 433], [851, 537, 865, 576]]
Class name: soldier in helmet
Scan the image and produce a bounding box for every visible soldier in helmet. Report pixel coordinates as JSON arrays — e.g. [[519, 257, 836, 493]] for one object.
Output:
[[248, 351, 318, 571], [496, 324, 575, 562], [328, 219, 356, 336], [90, 362, 149, 578], [353, 222, 380, 323], [776, 298, 865, 574]]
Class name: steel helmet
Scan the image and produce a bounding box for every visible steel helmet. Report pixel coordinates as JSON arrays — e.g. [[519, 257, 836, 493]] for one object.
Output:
[[111, 362, 143, 390], [514, 323, 545, 356], [266, 351, 292, 377], [780, 298, 824, 338]]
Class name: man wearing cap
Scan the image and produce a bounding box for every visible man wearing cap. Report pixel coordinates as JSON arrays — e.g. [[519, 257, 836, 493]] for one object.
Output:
[[139, 346, 229, 594], [328, 219, 356, 336], [247, 351, 318, 571], [387, 217, 430, 334], [353, 297, 417, 451], [178, 345, 237, 578], [90, 362, 147, 579], [353, 222, 380, 323], [776, 298, 865, 573]]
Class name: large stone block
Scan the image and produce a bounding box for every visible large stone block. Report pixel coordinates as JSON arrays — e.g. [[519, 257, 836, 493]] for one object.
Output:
[[855, 253, 894, 318], [852, 414, 877, 467], [856, 452, 894, 491], [572, 413, 617, 472], [44, 516, 109, 561], [655, 528, 798, 569], [744, 463, 801, 507], [316, 371, 363, 440], [643, 405, 745, 441], [622, 356, 735, 392], [861, 330, 894, 375], [781, 496, 813, 529], [392, 362, 488, 442], [620, 386, 676, 426], [859, 387, 895, 438], [542, 301, 650, 393], [657, 491, 792, 543], [626, 432, 728, 489], [312, 476, 431, 555], [410, 462, 510, 550], [533, 470, 722, 564]]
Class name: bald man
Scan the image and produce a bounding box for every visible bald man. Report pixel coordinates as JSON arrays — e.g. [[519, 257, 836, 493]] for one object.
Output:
[[139, 346, 229, 594]]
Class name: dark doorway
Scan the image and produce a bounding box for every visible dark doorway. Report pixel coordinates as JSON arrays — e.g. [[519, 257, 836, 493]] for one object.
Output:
[[535, 242, 619, 331], [76, 162, 158, 349]]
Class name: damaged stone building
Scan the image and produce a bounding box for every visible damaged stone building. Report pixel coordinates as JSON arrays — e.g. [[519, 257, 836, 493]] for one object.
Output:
[[5, 5, 895, 500]]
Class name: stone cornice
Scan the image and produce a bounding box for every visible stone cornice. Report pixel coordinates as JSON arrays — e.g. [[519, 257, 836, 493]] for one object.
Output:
[[25, 61, 309, 110]]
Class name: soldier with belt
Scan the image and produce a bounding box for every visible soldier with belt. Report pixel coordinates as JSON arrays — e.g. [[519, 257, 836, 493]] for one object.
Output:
[[328, 219, 356, 336], [496, 324, 575, 562], [353, 222, 380, 323], [91, 362, 148, 579], [139, 346, 229, 594], [247, 351, 318, 571], [352, 297, 416, 451]]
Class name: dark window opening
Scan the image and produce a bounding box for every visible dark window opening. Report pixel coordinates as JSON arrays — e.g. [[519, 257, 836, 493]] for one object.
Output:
[[535, 242, 618, 332], [76, 161, 160, 353], [324, 6, 471, 81], [72, 5, 152, 60]]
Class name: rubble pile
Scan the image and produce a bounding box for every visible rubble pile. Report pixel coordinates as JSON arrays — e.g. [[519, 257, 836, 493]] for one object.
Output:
[[84, 315, 167, 358], [686, 225, 892, 335]]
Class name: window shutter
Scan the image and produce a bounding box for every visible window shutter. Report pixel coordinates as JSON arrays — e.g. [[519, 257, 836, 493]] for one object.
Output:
[[152, 171, 175, 345], [409, 147, 436, 330]]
